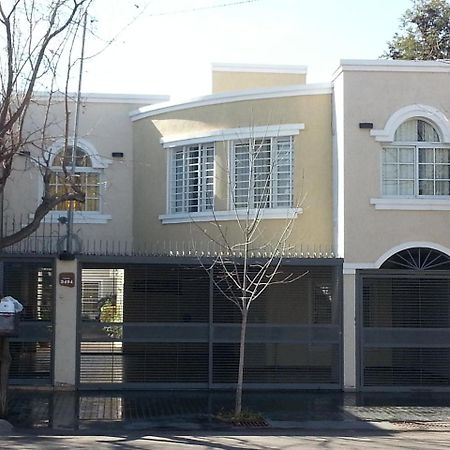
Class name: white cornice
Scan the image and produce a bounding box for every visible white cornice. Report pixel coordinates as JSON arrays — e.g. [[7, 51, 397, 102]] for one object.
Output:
[[130, 83, 332, 122], [161, 124, 304, 148], [333, 59, 450, 79], [32, 92, 170, 105], [212, 62, 307, 74]]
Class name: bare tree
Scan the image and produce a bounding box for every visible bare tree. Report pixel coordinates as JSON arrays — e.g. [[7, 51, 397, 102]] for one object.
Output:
[[0, 0, 91, 250], [192, 133, 304, 417], [0, 0, 92, 418]]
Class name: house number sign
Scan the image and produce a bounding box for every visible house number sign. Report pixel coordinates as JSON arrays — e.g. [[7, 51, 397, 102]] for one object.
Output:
[[59, 272, 75, 287]]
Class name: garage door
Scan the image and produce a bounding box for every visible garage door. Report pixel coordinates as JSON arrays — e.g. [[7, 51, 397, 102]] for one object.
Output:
[[359, 247, 450, 390]]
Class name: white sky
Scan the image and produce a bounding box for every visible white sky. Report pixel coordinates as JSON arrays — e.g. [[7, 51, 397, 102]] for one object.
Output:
[[80, 0, 412, 99]]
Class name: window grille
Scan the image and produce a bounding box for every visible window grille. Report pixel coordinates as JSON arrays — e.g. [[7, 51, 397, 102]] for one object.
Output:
[[233, 137, 293, 209], [169, 143, 214, 213]]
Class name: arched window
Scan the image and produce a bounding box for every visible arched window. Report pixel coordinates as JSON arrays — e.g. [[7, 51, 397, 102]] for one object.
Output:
[[382, 118, 450, 197], [49, 146, 101, 212]]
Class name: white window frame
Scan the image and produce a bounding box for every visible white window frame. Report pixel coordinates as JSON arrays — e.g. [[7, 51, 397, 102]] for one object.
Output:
[[159, 124, 303, 224], [371, 110, 450, 210], [381, 143, 450, 198], [230, 136, 294, 210], [168, 143, 215, 215], [41, 139, 112, 224]]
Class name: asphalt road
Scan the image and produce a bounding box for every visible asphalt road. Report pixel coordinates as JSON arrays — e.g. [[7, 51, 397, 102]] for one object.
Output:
[[2, 430, 450, 449]]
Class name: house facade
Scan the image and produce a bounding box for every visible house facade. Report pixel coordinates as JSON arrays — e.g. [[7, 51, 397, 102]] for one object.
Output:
[[3, 60, 450, 392]]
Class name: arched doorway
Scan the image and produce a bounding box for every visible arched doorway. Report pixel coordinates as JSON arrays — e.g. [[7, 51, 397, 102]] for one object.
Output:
[[358, 247, 450, 390]]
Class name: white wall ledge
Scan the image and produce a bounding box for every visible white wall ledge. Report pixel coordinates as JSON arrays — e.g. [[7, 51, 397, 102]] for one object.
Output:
[[370, 197, 450, 210], [42, 212, 112, 224], [159, 208, 302, 224]]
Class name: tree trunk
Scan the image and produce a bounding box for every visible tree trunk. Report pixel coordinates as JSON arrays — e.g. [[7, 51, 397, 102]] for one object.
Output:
[[0, 337, 11, 417], [235, 307, 248, 416]]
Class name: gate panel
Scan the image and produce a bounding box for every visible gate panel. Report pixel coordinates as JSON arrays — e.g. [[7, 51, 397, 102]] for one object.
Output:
[[360, 273, 450, 389], [3, 260, 54, 384], [79, 262, 342, 389]]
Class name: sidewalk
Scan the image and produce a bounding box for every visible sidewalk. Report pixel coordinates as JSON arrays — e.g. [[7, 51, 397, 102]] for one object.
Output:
[[5, 390, 450, 433]]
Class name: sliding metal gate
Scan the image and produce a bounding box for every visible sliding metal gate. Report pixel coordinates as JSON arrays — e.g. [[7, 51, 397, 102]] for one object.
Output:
[[79, 260, 342, 389], [358, 248, 450, 390], [2, 259, 54, 385]]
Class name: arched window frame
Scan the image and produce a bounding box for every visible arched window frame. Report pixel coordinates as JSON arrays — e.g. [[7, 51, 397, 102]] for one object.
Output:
[[370, 105, 450, 210], [44, 138, 112, 223]]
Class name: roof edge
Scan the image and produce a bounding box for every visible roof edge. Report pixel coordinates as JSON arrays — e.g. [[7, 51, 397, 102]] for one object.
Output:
[[130, 83, 332, 121]]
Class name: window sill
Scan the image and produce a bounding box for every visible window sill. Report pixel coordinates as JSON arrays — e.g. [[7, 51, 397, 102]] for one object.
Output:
[[370, 197, 450, 210], [37, 212, 112, 224], [159, 208, 303, 224]]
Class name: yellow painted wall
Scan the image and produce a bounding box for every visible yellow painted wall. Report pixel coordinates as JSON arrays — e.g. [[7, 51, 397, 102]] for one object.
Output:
[[132, 93, 333, 253], [212, 70, 306, 93]]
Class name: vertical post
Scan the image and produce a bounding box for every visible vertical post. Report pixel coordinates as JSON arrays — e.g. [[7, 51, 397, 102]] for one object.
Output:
[[208, 268, 214, 388], [54, 258, 78, 388], [343, 270, 357, 391], [66, 9, 88, 254]]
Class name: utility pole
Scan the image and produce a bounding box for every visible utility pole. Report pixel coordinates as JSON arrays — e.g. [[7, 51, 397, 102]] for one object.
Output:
[[66, 9, 88, 255]]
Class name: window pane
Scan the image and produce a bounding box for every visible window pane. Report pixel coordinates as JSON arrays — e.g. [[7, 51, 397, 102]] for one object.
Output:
[[399, 164, 414, 178], [436, 165, 450, 179], [418, 164, 434, 179], [383, 148, 398, 163], [383, 164, 398, 179], [399, 180, 414, 195], [436, 148, 450, 163], [399, 148, 414, 163], [395, 119, 440, 142], [383, 180, 398, 196], [419, 180, 434, 195], [418, 148, 434, 163], [436, 181, 450, 195]]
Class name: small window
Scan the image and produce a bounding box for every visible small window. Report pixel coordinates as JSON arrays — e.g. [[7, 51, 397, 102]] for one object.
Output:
[[49, 146, 101, 212], [382, 119, 450, 197]]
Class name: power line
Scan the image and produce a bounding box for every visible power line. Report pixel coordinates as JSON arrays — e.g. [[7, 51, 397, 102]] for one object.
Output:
[[145, 0, 262, 17]]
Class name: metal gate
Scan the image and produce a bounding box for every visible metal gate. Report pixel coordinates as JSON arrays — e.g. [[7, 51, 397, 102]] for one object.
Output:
[[78, 259, 342, 390], [358, 248, 450, 390], [2, 259, 54, 385]]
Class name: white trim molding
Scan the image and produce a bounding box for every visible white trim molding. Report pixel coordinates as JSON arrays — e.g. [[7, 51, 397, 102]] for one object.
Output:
[[333, 59, 450, 80], [40, 211, 112, 224], [343, 241, 450, 272], [370, 197, 450, 210], [161, 124, 304, 148], [159, 208, 302, 224], [33, 91, 169, 105], [370, 104, 450, 143], [47, 138, 112, 168], [212, 62, 307, 74], [130, 83, 332, 121]]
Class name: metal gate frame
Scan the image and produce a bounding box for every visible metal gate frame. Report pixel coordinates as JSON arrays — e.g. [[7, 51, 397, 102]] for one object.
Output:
[[77, 255, 344, 390], [0, 255, 56, 386], [356, 269, 450, 392]]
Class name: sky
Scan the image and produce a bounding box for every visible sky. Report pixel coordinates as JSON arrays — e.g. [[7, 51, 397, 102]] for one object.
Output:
[[80, 0, 413, 99]]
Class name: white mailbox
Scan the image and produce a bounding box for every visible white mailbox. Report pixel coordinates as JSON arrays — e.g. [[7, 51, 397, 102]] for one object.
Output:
[[0, 296, 23, 337]]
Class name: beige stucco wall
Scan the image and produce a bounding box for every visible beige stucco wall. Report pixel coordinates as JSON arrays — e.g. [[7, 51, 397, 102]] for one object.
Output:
[[4, 97, 152, 247], [212, 70, 306, 93], [338, 68, 450, 264], [132, 93, 333, 252]]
